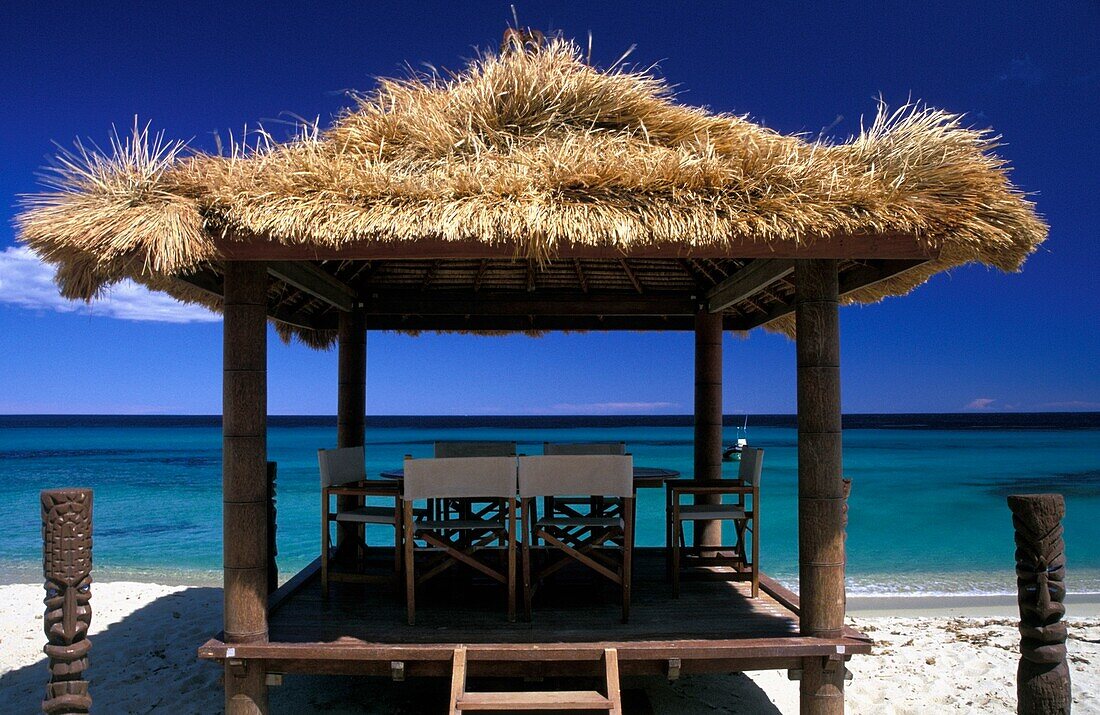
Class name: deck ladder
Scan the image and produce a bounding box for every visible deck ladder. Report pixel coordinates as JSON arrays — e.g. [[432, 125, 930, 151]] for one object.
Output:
[[448, 646, 622, 714]]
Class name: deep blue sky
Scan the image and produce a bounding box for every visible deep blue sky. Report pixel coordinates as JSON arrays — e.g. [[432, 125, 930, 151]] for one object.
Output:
[[1, 2, 1097, 415]]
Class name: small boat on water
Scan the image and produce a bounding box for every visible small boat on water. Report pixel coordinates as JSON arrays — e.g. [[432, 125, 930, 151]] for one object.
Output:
[[722, 416, 750, 461]]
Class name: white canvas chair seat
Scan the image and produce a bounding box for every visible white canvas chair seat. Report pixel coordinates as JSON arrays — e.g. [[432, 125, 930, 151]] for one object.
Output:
[[552, 496, 613, 504], [676, 504, 748, 521], [417, 517, 507, 530], [535, 515, 623, 529], [334, 505, 400, 524]]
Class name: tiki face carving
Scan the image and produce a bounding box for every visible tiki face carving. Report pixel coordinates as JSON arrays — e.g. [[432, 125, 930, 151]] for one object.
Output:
[[1010, 494, 1067, 633], [41, 488, 93, 715]]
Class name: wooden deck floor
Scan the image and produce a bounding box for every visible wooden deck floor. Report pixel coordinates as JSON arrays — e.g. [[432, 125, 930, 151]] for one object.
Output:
[[199, 549, 871, 677]]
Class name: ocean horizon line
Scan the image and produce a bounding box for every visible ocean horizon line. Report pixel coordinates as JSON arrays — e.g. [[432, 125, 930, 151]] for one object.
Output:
[[2, 411, 1098, 431]]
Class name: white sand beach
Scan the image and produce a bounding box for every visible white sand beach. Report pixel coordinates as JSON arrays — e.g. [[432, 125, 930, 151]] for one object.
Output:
[[1, 582, 1097, 713]]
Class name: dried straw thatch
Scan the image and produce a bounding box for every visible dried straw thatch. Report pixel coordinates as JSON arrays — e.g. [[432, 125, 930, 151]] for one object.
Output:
[[16, 36, 1045, 344]]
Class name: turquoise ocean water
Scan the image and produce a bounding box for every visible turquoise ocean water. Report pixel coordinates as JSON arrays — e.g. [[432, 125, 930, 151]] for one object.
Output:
[[1, 414, 1097, 596]]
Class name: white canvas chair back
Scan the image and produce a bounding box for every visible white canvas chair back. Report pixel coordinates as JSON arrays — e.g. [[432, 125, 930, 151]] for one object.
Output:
[[318, 446, 365, 487], [434, 441, 517, 458], [518, 455, 633, 498], [403, 456, 517, 501], [543, 442, 626, 456], [738, 447, 764, 487]]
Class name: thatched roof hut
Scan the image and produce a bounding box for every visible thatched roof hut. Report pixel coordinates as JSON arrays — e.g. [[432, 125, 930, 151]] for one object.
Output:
[[17, 33, 1052, 714], [16, 36, 1045, 346]]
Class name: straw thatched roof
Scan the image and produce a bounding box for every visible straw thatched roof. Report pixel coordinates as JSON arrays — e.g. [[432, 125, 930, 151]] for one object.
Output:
[[16, 35, 1045, 347]]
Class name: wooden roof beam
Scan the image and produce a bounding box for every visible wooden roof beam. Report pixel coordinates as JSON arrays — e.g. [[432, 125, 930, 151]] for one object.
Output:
[[729, 259, 928, 329], [176, 269, 223, 298], [267, 261, 357, 312], [706, 259, 795, 313], [176, 271, 334, 332]]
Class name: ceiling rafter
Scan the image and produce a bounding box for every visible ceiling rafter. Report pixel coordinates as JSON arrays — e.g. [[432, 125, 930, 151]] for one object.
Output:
[[473, 259, 490, 292], [729, 259, 929, 329], [574, 259, 589, 293], [267, 261, 357, 312], [619, 259, 643, 294], [706, 259, 795, 313], [421, 260, 440, 291], [690, 258, 722, 286]]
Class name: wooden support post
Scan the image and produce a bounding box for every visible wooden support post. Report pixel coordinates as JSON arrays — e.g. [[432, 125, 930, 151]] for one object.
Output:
[[41, 488, 93, 715], [266, 462, 278, 595], [336, 310, 366, 549], [795, 259, 846, 715], [222, 261, 269, 713], [693, 309, 724, 547], [1008, 494, 1070, 715], [337, 310, 366, 449]]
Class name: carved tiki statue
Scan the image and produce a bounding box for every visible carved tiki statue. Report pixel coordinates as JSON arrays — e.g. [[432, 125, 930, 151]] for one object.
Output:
[[1008, 493, 1071, 715], [41, 488, 93, 715]]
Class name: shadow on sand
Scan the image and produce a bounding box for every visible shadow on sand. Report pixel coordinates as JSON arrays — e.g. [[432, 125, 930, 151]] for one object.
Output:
[[0, 585, 782, 713]]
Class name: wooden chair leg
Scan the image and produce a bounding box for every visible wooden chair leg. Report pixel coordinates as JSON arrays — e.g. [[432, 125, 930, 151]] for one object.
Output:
[[394, 502, 403, 575], [733, 518, 747, 563], [622, 498, 634, 624], [665, 488, 672, 580], [750, 511, 759, 598], [321, 502, 330, 598], [672, 503, 681, 599], [522, 500, 533, 621], [507, 499, 517, 622], [358, 522, 367, 569], [404, 501, 416, 626]]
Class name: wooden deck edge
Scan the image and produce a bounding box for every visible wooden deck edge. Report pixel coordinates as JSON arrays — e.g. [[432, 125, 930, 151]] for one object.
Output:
[[757, 573, 873, 645], [269, 556, 322, 615], [757, 573, 800, 615], [198, 634, 872, 663]]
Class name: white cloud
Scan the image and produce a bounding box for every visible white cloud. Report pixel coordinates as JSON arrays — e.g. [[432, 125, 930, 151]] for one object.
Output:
[[0, 246, 219, 324], [549, 401, 680, 414], [964, 398, 997, 410]]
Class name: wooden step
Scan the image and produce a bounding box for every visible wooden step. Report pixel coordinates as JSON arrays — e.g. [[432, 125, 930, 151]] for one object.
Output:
[[448, 645, 622, 714], [455, 690, 613, 710]]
